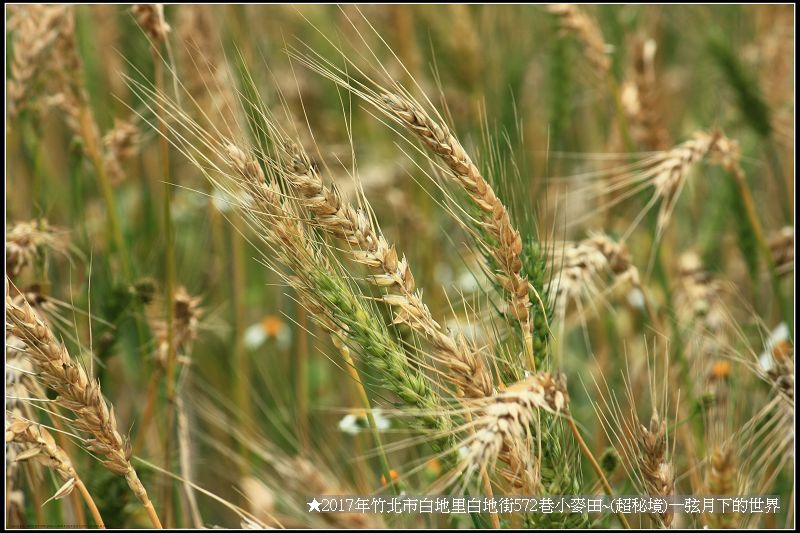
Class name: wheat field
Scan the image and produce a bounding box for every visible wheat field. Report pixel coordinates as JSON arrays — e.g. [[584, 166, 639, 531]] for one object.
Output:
[[4, 4, 795, 529]]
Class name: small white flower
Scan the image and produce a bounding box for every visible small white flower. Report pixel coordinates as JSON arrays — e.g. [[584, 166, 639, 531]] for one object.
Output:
[[338, 409, 390, 435], [244, 323, 268, 351], [626, 287, 645, 309], [338, 414, 361, 435], [759, 322, 789, 371], [243, 316, 291, 351]]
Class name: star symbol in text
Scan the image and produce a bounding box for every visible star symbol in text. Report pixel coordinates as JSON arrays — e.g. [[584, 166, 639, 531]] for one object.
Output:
[[308, 498, 321, 512]]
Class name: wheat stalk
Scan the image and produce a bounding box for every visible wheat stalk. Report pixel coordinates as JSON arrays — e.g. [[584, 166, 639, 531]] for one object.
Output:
[[5, 285, 162, 528]]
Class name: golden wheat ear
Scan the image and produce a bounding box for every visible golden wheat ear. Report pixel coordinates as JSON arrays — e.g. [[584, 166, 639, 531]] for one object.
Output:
[[6, 282, 163, 528]]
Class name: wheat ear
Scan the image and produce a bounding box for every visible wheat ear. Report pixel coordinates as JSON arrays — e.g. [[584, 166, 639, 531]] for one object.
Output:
[[223, 144, 453, 442], [5, 286, 162, 528], [281, 140, 493, 399], [457, 373, 567, 488], [6, 5, 69, 118], [637, 411, 675, 527], [704, 446, 737, 528], [6, 413, 105, 527], [547, 4, 612, 76], [379, 93, 534, 362]]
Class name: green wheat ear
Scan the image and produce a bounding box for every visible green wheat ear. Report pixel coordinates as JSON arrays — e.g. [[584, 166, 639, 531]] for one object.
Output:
[[521, 237, 554, 371]]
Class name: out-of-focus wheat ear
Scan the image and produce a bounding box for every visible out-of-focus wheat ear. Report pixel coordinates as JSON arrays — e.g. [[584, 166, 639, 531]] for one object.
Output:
[[102, 118, 139, 186], [279, 140, 494, 399], [621, 37, 669, 150], [5, 285, 162, 528], [379, 92, 535, 367], [131, 4, 171, 43], [6, 414, 105, 528], [704, 446, 738, 528], [6, 5, 70, 119], [6, 219, 67, 278], [548, 232, 639, 329], [768, 226, 794, 277], [637, 411, 675, 527], [547, 4, 612, 77]]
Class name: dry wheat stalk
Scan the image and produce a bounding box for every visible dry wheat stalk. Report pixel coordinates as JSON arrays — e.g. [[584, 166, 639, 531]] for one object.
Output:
[[636, 412, 674, 527], [547, 4, 612, 76], [281, 140, 494, 399], [6, 413, 105, 527], [379, 93, 533, 356], [132, 4, 171, 43], [5, 286, 162, 528]]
